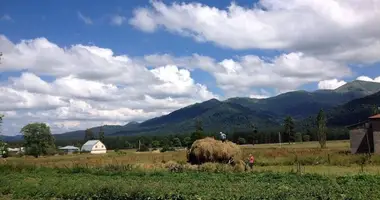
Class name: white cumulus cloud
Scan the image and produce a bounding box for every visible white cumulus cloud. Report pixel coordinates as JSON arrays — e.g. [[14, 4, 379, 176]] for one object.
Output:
[[357, 76, 380, 83], [318, 79, 347, 90], [130, 0, 380, 64], [0, 35, 217, 135]]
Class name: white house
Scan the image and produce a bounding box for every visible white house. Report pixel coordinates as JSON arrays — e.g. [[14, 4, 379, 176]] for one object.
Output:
[[81, 140, 107, 154]]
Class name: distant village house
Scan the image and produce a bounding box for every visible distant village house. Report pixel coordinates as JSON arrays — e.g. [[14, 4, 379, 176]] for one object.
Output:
[[7, 147, 25, 154], [81, 140, 107, 154], [348, 114, 380, 154]]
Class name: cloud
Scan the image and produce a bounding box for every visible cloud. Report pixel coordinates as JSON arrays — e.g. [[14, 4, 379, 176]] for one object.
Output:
[[357, 76, 380, 83], [130, 8, 157, 32], [77, 11, 93, 25], [0, 34, 357, 135], [318, 79, 347, 90], [1, 14, 12, 21], [249, 89, 271, 99], [0, 35, 217, 135], [140, 52, 351, 97], [110, 15, 126, 26], [130, 0, 380, 64]]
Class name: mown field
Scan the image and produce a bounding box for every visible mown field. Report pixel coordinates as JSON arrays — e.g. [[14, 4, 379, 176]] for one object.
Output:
[[1, 140, 380, 199]]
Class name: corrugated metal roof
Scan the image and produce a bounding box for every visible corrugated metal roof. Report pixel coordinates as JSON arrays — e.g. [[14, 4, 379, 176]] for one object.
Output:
[[369, 114, 380, 119], [81, 140, 103, 152], [59, 146, 79, 150], [82, 140, 100, 146]]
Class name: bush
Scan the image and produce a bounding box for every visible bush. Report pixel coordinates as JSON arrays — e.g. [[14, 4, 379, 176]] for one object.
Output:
[[136, 144, 149, 152], [295, 132, 302, 142], [237, 137, 246, 145], [160, 146, 175, 153], [303, 135, 310, 142]]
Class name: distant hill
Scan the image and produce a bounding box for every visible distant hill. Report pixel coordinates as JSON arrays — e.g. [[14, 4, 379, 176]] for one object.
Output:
[[3, 80, 380, 141], [226, 80, 380, 119], [327, 90, 380, 127], [334, 80, 380, 95], [112, 99, 279, 136]]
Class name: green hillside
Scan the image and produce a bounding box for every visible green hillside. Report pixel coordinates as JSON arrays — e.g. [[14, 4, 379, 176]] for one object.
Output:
[[112, 100, 279, 136], [334, 80, 380, 95], [327, 91, 380, 126]]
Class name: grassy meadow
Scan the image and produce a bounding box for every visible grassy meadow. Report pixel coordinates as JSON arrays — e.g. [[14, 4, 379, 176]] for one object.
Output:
[[2, 140, 380, 199]]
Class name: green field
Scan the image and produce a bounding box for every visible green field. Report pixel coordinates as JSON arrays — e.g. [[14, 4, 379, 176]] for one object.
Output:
[[1, 140, 380, 199]]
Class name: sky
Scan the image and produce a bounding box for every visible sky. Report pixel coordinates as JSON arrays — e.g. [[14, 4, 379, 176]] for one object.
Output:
[[1, 0, 380, 136]]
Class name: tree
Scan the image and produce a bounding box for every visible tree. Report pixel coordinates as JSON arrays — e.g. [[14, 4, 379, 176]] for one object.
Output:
[[183, 137, 192, 149], [0, 141, 8, 158], [84, 129, 95, 141], [190, 119, 204, 144], [124, 141, 133, 149], [172, 137, 182, 147], [251, 123, 258, 145], [0, 114, 3, 131], [151, 140, 160, 149], [21, 123, 56, 158], [303, 135, 310, 142], [316, 109, 327, 148], [0, 114, 7, 158], [371, 105, 379, 115], [98, 127, 105, 142], [237, 137, 246, 145], [295, 132, 302, 143], [283, 116, 295, 144]]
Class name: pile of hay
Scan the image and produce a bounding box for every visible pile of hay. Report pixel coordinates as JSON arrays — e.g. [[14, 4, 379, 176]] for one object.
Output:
[[187, 137, 242, 165]]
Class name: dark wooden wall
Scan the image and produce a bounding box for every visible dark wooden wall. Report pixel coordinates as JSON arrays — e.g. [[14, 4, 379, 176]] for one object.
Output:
[[350, 128, 368, 154]]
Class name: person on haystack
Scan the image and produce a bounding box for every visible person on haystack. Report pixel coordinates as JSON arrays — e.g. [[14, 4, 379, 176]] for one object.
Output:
[[219, 132, 226, 142]]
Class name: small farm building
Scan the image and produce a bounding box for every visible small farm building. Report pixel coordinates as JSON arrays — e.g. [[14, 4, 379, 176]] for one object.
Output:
[[7, 147, 25, 154], [348, 114, 380, 154], [59, 146, 79, 154], [81, 140, 107, 154]]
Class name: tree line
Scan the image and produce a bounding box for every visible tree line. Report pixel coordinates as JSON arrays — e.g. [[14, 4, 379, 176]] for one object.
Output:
[[2, 109, 345, 157]]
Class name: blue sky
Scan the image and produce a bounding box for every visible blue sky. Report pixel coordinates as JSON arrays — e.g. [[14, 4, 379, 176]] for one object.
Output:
[[1, 0, 380, 135]]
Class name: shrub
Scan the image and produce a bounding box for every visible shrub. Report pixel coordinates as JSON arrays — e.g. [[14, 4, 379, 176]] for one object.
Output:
[[160, 145, 175, 153], [303, 135, 310, 142], [136, 144, 149, 152]]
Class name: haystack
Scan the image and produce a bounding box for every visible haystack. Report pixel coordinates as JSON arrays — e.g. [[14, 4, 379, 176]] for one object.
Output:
[[187, 137, 242, 165]]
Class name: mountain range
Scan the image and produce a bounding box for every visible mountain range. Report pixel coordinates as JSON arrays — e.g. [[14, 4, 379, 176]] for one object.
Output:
[[3, 80, 380, 141]]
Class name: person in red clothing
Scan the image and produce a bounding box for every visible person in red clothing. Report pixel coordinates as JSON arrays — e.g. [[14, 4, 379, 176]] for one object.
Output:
[[248, 154, 255, 169]]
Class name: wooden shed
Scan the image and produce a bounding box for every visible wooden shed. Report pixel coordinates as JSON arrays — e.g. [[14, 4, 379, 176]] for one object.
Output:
[[348, 114, 380, 154]]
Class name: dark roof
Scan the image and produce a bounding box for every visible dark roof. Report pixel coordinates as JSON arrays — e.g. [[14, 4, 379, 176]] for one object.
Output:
[[346, 120, 369, 129], [369, 114, 380, 119]]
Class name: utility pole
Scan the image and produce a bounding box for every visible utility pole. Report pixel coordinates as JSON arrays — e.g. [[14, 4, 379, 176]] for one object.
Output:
[[279, 132, 282, 148]]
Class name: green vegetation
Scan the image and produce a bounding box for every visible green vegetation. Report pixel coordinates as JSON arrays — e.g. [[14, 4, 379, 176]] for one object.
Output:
[[20, 123, 56, 158], [84, 128, 95, 141], [317, 109, 327, 148], [0, 114, 7, 158], [2, 141, 380, 199], [283, 116, 295, 143], [2, 162, 380, 199], [98, 127, 105, 142]]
